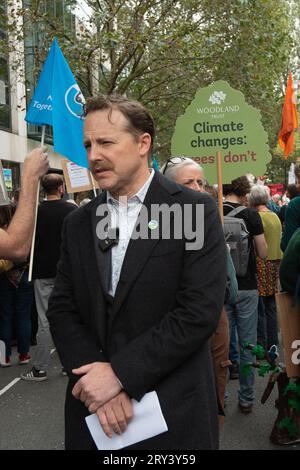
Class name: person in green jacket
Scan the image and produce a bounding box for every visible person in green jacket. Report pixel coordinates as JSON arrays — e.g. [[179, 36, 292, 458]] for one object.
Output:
[[281, 165, 300, 252], [280, 227, 300, 297]]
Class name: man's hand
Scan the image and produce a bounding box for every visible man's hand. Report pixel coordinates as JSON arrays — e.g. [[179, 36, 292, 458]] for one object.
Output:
[[72, 362, 122, 411], [23, 147, 49, 180], [96, 391, 133, 438]]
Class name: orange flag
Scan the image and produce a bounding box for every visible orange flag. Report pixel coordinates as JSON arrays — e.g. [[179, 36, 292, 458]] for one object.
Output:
[[278, 72, 298, 159]]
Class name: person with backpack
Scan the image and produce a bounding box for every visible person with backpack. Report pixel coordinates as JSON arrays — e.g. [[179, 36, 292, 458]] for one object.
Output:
[[223, 176, 267, 414]]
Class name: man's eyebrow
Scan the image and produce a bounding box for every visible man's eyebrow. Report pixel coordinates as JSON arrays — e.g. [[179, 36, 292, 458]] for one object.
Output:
[[95, 137, 111, 143], [84, 136, 115, 143]]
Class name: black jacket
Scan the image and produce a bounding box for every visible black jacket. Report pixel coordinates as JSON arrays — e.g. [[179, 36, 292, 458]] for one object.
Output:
[[32, 199, 76, 279], [47, 172, 227, 450]]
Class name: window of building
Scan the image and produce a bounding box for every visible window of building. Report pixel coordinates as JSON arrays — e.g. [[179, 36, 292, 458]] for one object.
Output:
[[0, 160, 21, 198], [24, 0, 76, 144], [0, 1, 11, 130]]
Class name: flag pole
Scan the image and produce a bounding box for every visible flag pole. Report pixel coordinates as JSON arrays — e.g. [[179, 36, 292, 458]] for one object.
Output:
[[28, 125, 45, 282], [217, 151, 224, 224]]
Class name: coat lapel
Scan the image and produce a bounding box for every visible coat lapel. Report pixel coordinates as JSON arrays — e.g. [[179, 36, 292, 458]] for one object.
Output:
[[81, 193, 109, 349], [89, 194, 112, 295]]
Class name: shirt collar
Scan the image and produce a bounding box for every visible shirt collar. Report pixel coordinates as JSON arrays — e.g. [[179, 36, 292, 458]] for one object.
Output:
[[107, 169, 155, 206]]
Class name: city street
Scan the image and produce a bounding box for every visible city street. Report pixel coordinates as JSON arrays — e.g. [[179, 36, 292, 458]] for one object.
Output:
[[0, 348, 65, 450], [0, 346, 299, 450], [1, 0, 300, 455]]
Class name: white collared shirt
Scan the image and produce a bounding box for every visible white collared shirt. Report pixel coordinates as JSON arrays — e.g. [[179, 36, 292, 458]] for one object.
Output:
[[107, 170, 155, 296]]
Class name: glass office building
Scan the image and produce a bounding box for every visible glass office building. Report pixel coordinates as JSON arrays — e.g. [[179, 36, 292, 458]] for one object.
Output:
[[0, 0, 88, 194], [23, 0, 76, 143], [0, 1, 11, 131]]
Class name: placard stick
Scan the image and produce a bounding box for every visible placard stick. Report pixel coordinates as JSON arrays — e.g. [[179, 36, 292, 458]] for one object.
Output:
[[217, 150, 224, 224], [90, 171, 97, 198], [28, 126, 45, 281]]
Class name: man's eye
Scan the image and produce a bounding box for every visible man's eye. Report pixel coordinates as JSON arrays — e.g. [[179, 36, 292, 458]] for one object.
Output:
[[198, 180, 203, 186], [84, 143, 91, 149]]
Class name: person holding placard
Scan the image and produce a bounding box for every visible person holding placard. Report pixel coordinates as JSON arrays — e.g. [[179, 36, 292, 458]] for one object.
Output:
[[0, 148, 48, 260], [21, 174, 76, 381]]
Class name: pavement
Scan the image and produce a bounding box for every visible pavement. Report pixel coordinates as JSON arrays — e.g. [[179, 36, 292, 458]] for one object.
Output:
[[220, 373, 299, 450], [0, 347, 65, 450], [1, 346, 300, 450]]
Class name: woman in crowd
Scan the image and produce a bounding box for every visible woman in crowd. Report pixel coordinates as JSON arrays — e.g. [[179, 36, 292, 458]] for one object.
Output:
[[249, 185, 282, 349], [161, 157, 233, 425], [0, 204, 33, 367], [278, 184, 299, 226]]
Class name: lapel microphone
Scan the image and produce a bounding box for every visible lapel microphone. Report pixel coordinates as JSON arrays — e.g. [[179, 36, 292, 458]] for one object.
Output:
[[98, 227, 119, 251]]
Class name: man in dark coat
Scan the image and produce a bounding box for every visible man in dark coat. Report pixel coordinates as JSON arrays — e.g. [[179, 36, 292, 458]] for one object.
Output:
[[47, 95, 226, 450]]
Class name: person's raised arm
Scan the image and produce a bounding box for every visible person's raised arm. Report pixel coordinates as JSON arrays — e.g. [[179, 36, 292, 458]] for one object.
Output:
[[0, 147, 49, 260]]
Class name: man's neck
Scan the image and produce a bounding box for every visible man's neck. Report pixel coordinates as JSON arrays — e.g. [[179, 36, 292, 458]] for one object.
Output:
[[257, 204, 269, 212], [110, 167, 152, 200], [46, 194, 61, 201], [224, 195, 242, 204]]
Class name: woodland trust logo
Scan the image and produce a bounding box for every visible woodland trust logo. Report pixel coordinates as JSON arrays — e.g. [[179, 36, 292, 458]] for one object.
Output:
[[209, 91, 226, 105]]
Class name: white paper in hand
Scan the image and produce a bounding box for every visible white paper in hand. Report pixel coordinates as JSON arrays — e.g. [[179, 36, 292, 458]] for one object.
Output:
[[85, 391, 168, 450]]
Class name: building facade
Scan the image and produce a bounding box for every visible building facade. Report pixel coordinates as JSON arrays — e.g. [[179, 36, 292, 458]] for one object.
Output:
[[0, 0, 80, 196]]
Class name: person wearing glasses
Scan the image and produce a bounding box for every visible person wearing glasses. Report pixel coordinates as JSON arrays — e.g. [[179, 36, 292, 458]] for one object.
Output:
[[162, 157, 232, 425], [161, 156, 205, 192], [47, 95, 226, 450]]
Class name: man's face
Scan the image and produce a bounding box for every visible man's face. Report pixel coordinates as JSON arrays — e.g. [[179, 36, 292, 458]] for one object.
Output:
[[173, 164, 205, 192], [84, 109, 150, 195]]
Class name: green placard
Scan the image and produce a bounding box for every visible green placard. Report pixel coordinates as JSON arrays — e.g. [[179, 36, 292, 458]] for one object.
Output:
[[171, 80, 271, 184]]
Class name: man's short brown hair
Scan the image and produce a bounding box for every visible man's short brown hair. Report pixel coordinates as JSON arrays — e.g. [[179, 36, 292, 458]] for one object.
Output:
[[41, 173, 64, 196], [84, 94, 155, 154]]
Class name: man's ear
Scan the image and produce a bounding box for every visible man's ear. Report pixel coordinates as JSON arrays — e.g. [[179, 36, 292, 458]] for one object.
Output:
[[139, 133, 152, 157]]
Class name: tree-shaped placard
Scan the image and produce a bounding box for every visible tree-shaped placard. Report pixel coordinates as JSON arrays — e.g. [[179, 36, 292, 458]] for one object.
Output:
[[171, 81, 272, 184]]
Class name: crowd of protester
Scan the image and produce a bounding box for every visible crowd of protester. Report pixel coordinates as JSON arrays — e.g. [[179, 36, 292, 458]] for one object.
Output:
[[0, 97, 300, 449], [161, 157, 300, 435]]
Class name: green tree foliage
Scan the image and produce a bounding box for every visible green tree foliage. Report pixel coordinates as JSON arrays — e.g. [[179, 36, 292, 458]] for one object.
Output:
[[0, 0, 296, 170]]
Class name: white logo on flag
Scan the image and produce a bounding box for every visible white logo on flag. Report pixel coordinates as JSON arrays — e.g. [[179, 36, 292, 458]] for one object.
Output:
[[65, 84, 85, 119]]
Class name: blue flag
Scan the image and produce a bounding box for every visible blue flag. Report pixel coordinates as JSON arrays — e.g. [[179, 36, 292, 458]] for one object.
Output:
[[151, 154, 159, 171], [25, 38, 88, 168]]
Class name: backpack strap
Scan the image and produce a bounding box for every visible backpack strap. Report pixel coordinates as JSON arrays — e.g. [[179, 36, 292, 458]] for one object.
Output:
[[225, 205, 247, 218]]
